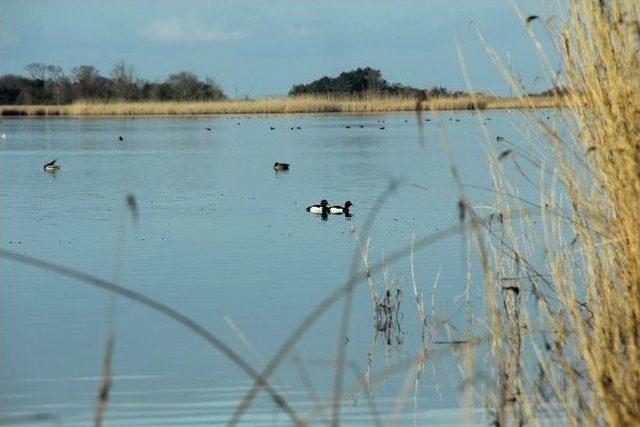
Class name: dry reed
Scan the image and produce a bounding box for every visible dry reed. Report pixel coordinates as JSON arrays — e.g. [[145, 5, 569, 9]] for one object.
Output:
[[0, 94, 563, 116], [470, 0, 640, 424]]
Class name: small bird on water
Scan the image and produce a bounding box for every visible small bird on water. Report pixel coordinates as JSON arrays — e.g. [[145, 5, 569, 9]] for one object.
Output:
[[43, 159, 60, 172], [273, 162, 290, 171], [329, 201, 353, 215], [306, 199, 330, 215], [118, 136, 124, 142]]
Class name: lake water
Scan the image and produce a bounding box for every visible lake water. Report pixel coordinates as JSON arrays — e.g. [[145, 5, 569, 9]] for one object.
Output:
[[0, 111, 551, 426]]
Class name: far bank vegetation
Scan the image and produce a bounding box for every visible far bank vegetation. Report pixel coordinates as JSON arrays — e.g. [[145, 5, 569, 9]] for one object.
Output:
[[0, 64, 565, 116]]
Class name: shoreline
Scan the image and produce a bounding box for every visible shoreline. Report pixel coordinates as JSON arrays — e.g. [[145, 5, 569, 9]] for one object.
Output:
[[0, 95, 564, 117]]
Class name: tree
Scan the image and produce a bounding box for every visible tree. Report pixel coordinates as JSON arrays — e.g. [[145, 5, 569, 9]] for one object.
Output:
[[166, 71, 201, 100], [25, 63, 48, 81], [22, 63, 70, 104], [165, 71, 226, 101], [111, 61, 137, 100], [204, 77, 226, 100], [288, 67, 465, 98], [289, 67, 395, 95], [0, 63, 227, 104], [45, 65, 71, 104], [71, 65, 108, 99]]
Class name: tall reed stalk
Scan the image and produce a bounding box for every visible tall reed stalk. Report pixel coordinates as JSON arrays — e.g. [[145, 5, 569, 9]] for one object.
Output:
[[475, 0, 640, 424]]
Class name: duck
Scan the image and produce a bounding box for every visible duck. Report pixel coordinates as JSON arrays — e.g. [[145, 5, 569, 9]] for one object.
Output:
[[118, 136, 124, 141], [273, 162, 290, 171], [43, 159, 60, 172], [0, 133, 6, 139], [329, 201, 353, 214], [306, 199, 330, 214]]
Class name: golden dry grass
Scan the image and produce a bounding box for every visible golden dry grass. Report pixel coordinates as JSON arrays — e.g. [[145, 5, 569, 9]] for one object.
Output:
[[0, 94, 563, 116], [470, 0, 640, 425]]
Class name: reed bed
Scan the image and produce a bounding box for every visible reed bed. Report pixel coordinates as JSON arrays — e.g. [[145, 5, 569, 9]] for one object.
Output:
[[0, 94, 562, 116], [468, 0, 640, 425]]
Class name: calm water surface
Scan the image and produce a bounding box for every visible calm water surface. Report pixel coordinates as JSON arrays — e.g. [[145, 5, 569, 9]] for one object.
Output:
[[1, 111, 550, 426]]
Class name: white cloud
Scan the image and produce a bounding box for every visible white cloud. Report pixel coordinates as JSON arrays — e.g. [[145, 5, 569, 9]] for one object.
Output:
[[141, 17, 246, 43]]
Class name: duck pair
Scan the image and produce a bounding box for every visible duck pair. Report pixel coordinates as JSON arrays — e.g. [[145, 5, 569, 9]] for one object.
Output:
[[306, 199, 353, 215]]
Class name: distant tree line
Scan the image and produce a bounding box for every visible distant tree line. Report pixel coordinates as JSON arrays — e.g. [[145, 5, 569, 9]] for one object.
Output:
[[530, 86, 570, 97], [0, 62, 227, 104], [289, 67, 467, 98]]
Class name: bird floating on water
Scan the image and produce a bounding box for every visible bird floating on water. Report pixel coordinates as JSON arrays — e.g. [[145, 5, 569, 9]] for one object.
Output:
[[306, 199, 330, 215], [273, 162, 290, 171], [43, 159, 60, 172], [329, 201, 353, 215], [118, 136, 124, 142]]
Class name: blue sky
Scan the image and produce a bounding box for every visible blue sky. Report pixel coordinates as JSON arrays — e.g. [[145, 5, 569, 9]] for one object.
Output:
[[1, 0, 559, 97]]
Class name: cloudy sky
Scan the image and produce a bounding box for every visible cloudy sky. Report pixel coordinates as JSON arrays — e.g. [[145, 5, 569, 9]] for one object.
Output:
[[1, 0, 559, 97]]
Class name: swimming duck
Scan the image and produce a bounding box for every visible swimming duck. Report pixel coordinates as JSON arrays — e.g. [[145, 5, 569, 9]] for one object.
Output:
[[43, 159, 60, 172], [273, 162, 290, 171], [329, 201, 353, 214], [118, 136, 124, 141], [306, 199, 330, 214]]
